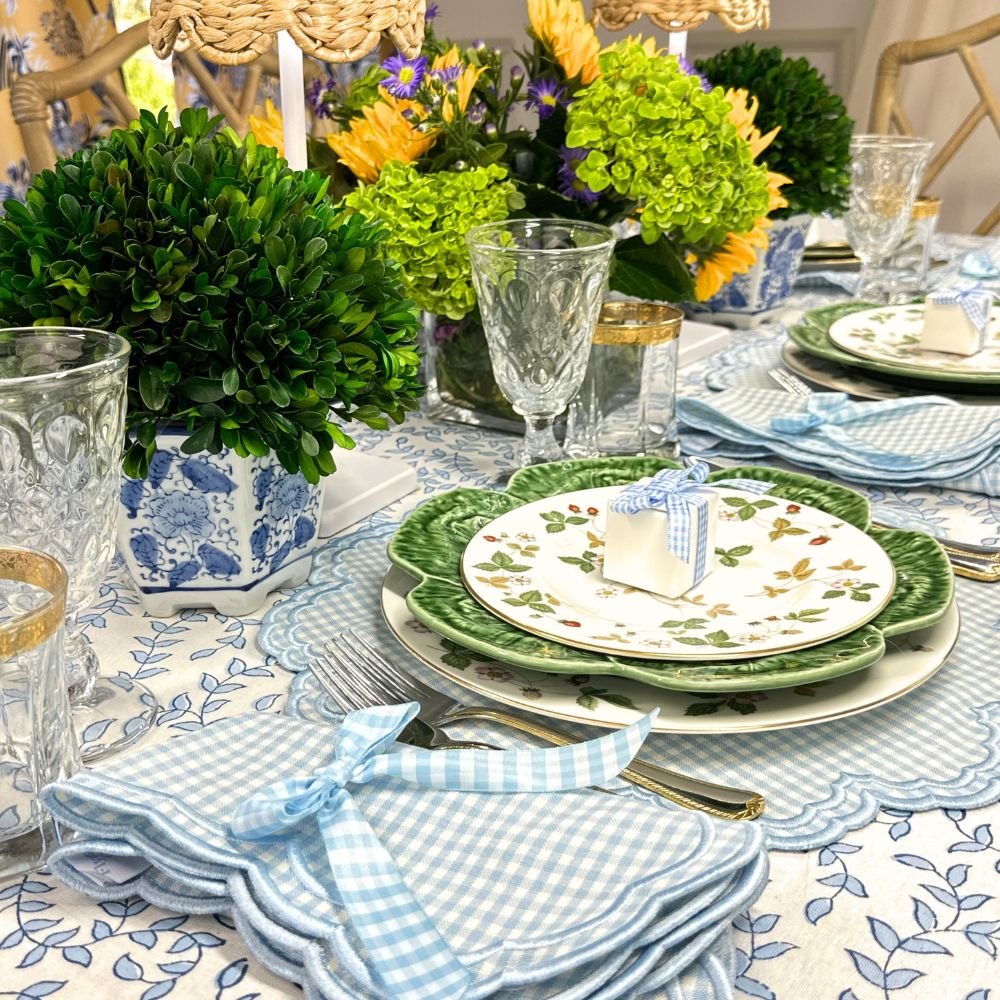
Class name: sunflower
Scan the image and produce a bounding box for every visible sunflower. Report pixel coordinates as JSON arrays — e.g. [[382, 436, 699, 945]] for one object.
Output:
[[691, 229, 769, 301], [527, 0, 601, 84], [326, 95, 435, 183], [248, 100, 286, 155], [690, 87, 792, 300]]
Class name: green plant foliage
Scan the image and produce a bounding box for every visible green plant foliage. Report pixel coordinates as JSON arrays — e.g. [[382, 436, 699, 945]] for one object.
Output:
[[0, 107, 422, 483], [566, 44, 771, 248], [342, 160, 523, 320], [696, 43, 853, 217]]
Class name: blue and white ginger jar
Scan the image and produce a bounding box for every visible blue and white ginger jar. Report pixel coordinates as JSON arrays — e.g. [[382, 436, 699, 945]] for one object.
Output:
[[689, 213, 812, 324]]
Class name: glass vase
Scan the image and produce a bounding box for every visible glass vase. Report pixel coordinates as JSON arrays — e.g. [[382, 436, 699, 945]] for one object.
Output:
[[420, 311, 523, 432], [565, 302, 682, 458]]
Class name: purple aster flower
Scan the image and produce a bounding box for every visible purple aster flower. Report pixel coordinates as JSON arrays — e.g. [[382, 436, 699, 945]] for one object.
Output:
[[381, 54, 428, 98], [426, 2, 439, 21], [307, 76, 335, 120], [430, 64, 462, 84], [677, 55, 712, 93], [526, 77, 566, 120], [558, 145, 600, 205], [467, 101, 486, 124]]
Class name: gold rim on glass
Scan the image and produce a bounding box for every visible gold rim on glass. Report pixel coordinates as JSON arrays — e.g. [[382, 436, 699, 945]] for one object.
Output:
[[593, 301, 683, 346], [0, 547, 67, 659], [911, 196, 941, 219]]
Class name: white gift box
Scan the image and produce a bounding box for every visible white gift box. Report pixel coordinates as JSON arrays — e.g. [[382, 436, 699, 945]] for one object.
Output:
[[603, 479, 719, 599], [920, 287, 992, 356]]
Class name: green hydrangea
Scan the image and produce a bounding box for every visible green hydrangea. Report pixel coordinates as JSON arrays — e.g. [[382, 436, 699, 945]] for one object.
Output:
[[343, 161, 520, 320], [566, 44, 771, 248]]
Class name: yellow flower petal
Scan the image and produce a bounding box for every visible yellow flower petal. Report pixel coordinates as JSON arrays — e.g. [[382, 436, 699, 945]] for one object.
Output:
[[691, 223, 773, 301], [248, 99, 285, 156], [327, 96, 435, 183], [528, 0, 600, 84]]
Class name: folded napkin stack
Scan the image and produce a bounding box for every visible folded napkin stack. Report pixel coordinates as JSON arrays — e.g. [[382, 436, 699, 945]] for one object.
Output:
[[43, 707, 768, 1000], [678, 387, 1000, 495]]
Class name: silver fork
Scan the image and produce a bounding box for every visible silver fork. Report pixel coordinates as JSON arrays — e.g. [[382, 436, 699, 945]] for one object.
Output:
[[308, 649, 499, 751], [767, 367, 813, 396], [313, 630, 765, 821]]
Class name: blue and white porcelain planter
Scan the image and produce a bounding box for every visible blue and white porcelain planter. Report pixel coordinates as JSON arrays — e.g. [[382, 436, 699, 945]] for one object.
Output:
[[118, 430, 322, 617], [689, 213, 812, 327]]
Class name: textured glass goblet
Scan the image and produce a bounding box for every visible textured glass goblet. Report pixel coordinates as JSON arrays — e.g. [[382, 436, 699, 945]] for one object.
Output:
[[0, 328, 156, 761], [466, 219, 616, 467], [844, 135, 933, 303]]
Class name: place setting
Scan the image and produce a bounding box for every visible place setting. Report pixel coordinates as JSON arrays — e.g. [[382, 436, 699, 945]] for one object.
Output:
[[3, 1, 1000, 998]]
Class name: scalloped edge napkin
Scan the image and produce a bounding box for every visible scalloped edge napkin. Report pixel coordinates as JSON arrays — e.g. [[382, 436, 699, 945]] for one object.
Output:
[[43, 714, 768, 1000]]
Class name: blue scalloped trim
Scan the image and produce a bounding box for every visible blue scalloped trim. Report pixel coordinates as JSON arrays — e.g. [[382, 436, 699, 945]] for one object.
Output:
[[263, 522, 1000, 852]]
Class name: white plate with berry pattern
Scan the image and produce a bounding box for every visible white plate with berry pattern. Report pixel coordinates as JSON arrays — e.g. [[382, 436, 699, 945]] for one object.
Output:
[[459, 485, 896, 660]]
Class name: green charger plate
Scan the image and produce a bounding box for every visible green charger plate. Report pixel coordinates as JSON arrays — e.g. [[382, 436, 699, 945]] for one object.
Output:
[[789, 302, 1000, 387], [387, 458, 954, 692]]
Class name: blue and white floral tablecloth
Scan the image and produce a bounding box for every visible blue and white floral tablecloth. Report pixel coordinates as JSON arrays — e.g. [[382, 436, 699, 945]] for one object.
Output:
[[1, 260, 998, 1000]]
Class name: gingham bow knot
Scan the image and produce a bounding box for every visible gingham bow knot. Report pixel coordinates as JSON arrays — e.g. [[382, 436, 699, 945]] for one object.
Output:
[[770, 393, 956, 444], [230, 701, 657, 1000], [928, 280, 993, 330], [770, 393, 860, 435], [611, 460, 773, 576]]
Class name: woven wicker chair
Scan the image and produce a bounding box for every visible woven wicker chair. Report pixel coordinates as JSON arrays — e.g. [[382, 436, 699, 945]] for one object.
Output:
[[8, 19, 334, 174], [148, 0, 424, 66], [870, 13, 1000, 235], [591, 0, 769, 33]]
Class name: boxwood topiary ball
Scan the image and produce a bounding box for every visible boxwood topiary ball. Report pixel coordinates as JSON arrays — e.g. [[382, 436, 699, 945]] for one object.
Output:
[[0, 107, 422, 482]]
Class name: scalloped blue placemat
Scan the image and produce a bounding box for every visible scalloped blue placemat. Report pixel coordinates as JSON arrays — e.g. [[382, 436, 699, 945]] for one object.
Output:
[[259, 521, 1000, 852]]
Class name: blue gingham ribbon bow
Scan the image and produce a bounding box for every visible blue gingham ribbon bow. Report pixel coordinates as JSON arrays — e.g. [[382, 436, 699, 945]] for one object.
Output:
[[771, 392, 956, 447], [928, 280, 993, 329], [230, 702, 657, 1000], [960, 249, 1000, 281], [610, 460, 773, 577]]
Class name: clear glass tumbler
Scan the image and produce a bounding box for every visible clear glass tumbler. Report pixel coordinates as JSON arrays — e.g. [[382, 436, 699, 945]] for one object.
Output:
[[844, 135, 933, 302], [880, 195, 941, 302], [0, 546, 79, 879], [565, 301, 683, 458], [0, 328, 156, 761], [465, 219, 616, 466]]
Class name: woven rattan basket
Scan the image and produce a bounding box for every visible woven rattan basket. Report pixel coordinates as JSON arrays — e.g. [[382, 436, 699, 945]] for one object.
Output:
[[148, 0, 425, 65], [592, 0, 769, 33]]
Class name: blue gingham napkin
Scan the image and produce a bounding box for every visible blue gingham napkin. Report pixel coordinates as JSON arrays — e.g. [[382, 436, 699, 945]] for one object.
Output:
[[43, 713, 768, 1000], [678, 387, 1000, 495]]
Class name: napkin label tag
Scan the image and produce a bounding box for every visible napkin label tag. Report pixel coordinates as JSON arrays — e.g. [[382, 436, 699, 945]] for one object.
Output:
[[61, 852, 151, 887]]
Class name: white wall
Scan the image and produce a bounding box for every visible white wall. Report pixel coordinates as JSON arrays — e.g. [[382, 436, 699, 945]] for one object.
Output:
[[433, 0, 876, 97]]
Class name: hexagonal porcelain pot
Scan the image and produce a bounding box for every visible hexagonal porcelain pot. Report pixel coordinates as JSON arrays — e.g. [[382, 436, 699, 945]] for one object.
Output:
[[118, 430, 322, 617], [689, 213, 812, 318]]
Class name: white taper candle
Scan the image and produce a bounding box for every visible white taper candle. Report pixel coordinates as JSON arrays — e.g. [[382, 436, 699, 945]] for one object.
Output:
[[278, 30, 308, 171]]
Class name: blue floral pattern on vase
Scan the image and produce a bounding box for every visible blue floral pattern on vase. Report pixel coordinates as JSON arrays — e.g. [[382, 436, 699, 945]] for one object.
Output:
[[692, 213, 813, 315], [118, 431, 322, 615], [249, 457, 318, 575]]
